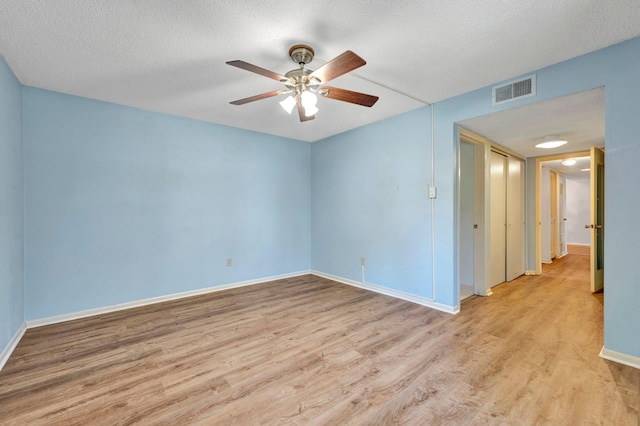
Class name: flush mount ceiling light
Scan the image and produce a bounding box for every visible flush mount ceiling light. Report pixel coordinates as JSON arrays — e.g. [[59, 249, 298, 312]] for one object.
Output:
[[535, 135, 568, 149], [561, 158, 577, 166], [226, 44, 379, 122]]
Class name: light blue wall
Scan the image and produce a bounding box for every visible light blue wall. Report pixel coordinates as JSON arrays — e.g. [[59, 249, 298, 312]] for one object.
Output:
[[438, 37, 640, 359], [23, 88, 311, 320], [0, 55, 24, 352], [311, 108, 433, 297]]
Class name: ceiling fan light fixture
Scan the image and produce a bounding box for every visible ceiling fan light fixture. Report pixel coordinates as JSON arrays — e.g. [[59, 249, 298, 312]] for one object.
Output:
[[536, 135, 568, 149], [300, 90, 318, 108], [304, 104, 319, 117], [300, 90, 319, 117], [279, 95, 296, 114]]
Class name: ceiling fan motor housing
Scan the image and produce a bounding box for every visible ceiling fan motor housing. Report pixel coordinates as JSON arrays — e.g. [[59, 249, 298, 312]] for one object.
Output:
[[289, 44, 314, 65]]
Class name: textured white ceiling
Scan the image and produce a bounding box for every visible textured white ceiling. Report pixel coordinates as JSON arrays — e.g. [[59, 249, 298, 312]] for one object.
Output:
[[459, 87, 605, 158], [541, 157, 591, 179], [0, 1, 639, 142]]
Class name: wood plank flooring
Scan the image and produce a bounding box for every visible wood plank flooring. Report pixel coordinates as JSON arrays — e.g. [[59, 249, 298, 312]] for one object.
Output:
[[1, 255, 638, 424]]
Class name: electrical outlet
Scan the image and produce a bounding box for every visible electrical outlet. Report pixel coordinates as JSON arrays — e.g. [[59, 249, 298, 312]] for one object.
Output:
[[226, 257, 232, 266], [360, 257, 366, 266]]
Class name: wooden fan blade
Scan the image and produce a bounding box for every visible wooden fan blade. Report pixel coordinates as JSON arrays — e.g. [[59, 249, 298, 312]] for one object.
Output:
[[322, 86, 379, 107], [309, 51, 366, 83], [226, 60, 288, 82], [229, 90, 281, 105], [297, 98, 315, 122]]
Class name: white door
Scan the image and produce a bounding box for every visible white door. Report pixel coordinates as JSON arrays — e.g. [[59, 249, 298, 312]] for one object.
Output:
[[490, 151, 507, 287], [558, 175, 568, 257], [506, 156, 525, 281]]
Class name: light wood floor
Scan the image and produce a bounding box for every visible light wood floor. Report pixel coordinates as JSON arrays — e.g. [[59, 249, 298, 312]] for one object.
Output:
[[1, 255, 638, 425]]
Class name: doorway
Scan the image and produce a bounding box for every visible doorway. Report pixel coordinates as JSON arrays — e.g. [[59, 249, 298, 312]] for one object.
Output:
[[540, 166, 567, 262], [456, 87, 605, 305], [458, 129, 488, 299], [535, 148, 604, 292], [537, 152, 588, 268], [459, 140, 477, 299]]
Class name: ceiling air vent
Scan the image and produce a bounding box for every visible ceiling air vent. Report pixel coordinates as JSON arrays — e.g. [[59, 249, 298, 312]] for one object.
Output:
[[492, 74, 536, 106]]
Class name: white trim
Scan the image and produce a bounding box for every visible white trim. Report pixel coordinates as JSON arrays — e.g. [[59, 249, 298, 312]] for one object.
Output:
[[311, 270, 459, 314], [26, 271, 311, 329], [567, 242, 590, 247], [475, 288, 493, 297], [600, 346, 640, 370], [0, 322, 27, 372], [524, 270, 537, 276]]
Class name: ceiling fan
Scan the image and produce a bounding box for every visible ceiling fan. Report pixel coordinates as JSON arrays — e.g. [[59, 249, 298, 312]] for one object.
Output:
[[226, 45, 379, 122]]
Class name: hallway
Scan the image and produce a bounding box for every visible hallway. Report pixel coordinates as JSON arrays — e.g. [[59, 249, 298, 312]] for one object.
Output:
[[460, 253, 637, 423]]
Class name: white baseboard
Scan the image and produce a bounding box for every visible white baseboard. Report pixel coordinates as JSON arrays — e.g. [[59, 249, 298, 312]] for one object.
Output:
[[474, 288, 493, 297], [311, 270, 459, 314], [0, 322, 27, 372], [600, 346, 640, 370], [524, 270, 537, 276], [26, 270, 311, 329]]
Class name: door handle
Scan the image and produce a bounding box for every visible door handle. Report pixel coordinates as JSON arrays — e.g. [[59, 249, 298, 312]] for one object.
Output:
[[585, 224, 603, 229]]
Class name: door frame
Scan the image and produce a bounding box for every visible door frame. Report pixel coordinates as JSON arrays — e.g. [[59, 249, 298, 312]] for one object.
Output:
[[534, 150, 590, 274]]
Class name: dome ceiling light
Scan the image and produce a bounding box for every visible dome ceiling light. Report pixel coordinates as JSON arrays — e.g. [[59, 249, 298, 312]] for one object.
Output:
[[535, 135, 568, 149]]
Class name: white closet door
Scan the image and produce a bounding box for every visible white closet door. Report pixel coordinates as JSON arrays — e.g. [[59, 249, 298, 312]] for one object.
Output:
[[490, 151, 507, 287], [506, 156, 525, 281]]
